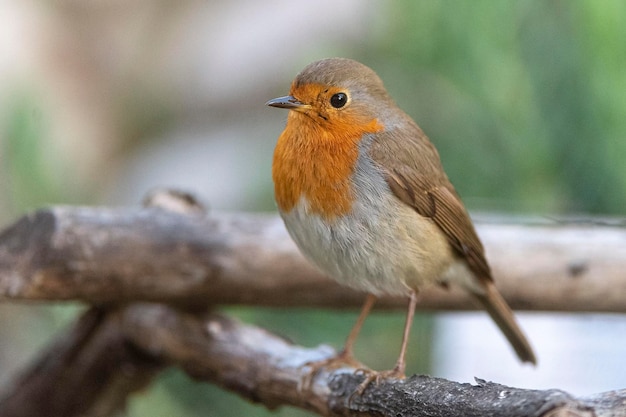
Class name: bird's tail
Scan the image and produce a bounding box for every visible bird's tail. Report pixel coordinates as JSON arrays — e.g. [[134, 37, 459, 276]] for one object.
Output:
[[471, 282, 537, 365]]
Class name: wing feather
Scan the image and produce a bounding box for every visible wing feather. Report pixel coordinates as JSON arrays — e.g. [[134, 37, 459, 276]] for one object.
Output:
[[368, 125, 491, 283]]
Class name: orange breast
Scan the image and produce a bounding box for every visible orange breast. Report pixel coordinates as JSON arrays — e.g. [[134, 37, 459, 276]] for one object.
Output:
[[272, 111, 383, 220]]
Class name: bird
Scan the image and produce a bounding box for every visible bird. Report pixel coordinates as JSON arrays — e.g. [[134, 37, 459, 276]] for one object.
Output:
[[266, 57, 536, 388]]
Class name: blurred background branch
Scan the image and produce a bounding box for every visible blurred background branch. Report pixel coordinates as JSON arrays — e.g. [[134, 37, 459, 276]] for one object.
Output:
[[1, 205, 625, 313]]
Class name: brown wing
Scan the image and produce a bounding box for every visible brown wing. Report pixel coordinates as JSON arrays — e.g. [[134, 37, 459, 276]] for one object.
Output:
[[368, 121, 537, 365], [368, 124, 492, 283]]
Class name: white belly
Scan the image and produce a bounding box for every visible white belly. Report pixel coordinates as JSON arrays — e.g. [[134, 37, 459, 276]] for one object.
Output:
[[280, 186, 454, 297]]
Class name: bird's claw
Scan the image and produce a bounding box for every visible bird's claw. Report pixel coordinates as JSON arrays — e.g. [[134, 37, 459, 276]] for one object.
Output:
[[298, 351, 366, 392], [352, 367, 406, 399]]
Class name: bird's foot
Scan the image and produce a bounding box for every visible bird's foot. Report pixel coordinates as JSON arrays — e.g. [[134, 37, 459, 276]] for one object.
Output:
[[352, 366, 406, 398], [299, 350, 365, 392]]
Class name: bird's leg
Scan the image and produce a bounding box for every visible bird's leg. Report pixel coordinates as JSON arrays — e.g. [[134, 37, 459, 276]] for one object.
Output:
[[338, 293, 377, 360], [391, 289, 418, 375], [299, 294, 377, 390], [354, 290, 418, 395]]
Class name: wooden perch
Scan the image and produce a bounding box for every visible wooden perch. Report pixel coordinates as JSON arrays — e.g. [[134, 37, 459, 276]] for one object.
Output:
[[0, 198, 626, 417], [1, 206, 625, 312], [2, 303, 623, 417], [120, 303, 622, 417]]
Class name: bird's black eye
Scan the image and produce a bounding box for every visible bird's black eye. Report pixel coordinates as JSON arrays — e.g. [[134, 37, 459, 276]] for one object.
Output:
[[330, 92, 348, 108]]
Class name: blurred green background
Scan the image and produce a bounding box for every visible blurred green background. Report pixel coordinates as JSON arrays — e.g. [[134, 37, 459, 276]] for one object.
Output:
[[0, 1, 625, 416]]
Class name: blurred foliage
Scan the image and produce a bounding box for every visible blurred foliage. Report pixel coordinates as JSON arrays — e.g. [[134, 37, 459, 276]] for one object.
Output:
[[2, 93, 61, 216], [365, 0, 626, 214], [1, 1, 625, 416]]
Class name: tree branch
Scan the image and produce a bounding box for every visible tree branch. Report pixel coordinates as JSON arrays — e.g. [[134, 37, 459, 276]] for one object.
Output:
[[0, 206, 625, 312], [121, 303, 622, 417], [1, 200, 625, 416], [2, 302, 623, 417]]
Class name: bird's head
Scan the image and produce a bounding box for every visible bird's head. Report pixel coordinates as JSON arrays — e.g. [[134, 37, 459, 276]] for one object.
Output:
[[266, 58, 390, 138]]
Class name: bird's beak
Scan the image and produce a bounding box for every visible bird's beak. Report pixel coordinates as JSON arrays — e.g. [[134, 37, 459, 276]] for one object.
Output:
[[266, 95, 308, 110]]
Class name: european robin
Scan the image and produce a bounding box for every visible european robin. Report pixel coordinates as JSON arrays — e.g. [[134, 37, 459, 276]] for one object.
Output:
[[267, 58, 536, 387]]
